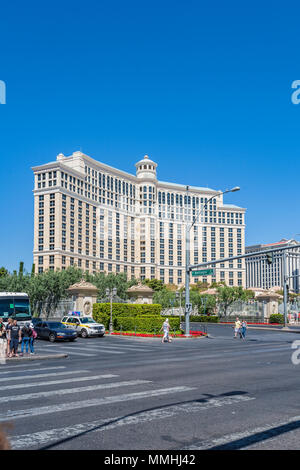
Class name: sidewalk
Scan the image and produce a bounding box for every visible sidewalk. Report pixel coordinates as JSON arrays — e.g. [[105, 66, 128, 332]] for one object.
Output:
[[210, 322, 300, 334]]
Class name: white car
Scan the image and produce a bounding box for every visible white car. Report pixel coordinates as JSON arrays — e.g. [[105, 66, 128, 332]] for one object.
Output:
[[61, 316, 105, 338]]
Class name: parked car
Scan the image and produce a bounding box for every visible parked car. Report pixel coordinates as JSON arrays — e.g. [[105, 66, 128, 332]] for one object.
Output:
[[61, 315, 105, 338], [34, 321, 77, 342]]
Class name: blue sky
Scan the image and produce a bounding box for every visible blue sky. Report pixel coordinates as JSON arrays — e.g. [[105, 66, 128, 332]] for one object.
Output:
[[0, 0, 300, 272]]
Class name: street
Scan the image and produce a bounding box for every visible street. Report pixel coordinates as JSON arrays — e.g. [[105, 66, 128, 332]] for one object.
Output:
[[1, 324, 300, 450]]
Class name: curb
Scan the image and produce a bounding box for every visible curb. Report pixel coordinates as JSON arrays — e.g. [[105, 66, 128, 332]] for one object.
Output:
[[3, 354, 68, 362]]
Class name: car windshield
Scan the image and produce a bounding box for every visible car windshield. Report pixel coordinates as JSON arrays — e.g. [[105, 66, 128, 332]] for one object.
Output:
[[81, 318, 96, 324], [48, 322, 67, 329]]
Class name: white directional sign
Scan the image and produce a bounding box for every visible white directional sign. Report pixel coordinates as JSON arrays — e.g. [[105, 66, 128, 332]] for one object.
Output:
[[185, 303, 192, 313]]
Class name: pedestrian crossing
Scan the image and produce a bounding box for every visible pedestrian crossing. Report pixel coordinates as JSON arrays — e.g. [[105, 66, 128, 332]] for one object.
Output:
[[0, 363, 256, 450], [34, 339, 154, 357]]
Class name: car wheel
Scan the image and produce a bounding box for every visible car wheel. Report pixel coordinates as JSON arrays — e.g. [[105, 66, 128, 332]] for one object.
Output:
[[49, 333, 56, 342], [98, 334, 104, 337], [81, 329, 88, 338]]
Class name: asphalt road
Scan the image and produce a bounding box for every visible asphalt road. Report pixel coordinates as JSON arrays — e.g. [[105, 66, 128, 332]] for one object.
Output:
[[1, 324, 300, 451]]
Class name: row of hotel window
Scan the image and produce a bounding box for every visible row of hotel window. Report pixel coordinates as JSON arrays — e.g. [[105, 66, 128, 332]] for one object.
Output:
[[36, 172, 243, 220]]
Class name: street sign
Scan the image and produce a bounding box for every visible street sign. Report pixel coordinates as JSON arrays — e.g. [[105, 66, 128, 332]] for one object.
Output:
[[185, 303, 192, 313], [192, 268, 215, 277]]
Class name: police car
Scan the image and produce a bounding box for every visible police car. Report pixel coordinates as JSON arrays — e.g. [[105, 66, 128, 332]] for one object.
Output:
[[61, 315, 105, 338]]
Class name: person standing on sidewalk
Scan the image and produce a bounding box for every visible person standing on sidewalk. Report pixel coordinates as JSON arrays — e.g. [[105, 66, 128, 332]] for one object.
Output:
[[5, 318, 13, 357], [9, 320, 21, 357], [29, 322, 36, 355], [20, 323, 32, 356], [0, 321, 6, 364]]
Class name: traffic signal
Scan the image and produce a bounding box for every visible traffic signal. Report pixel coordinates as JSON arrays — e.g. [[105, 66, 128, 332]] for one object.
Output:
[[266, 253, 273, 264]]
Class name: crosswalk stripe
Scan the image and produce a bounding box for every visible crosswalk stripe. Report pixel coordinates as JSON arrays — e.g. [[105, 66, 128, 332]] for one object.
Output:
[[0, 374, 119, 391], [0, 363, 42, 369], [0, 386, 196, 422], [84, 345, 151, 352], [57, 346, 124, 355], [0, 366, 66, 376], [0, 370, 87, 383], [9, 394, 254, 449], [0, 380, 152, 403]]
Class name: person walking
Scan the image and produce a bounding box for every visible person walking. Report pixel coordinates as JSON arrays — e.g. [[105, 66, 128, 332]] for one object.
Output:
[[160, 318, 172, 343], [241, 320, 247, 340], [9, 320, 21, 357], [5, 318, 13, 358], [0, 320, 6, 364], [20, 323, 32, 356], [234, 317, 241, 339]]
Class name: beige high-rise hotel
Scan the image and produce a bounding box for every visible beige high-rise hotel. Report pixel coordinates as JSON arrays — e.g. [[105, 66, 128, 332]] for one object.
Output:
[[32, 151, 246, 287]]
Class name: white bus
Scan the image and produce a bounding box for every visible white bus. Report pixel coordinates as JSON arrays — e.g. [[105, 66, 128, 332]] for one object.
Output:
[[0, 292, 32, 325]]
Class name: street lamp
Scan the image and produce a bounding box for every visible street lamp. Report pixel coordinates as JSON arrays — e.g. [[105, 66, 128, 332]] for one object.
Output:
[[184, 186, 240, 337], [106, 287, 117, 334]]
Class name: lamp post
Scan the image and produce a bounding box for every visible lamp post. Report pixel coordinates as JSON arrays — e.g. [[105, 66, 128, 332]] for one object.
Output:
[[106, 287, 117, 334], [176, 290, 185, 328], [184, 186, 240, 337]]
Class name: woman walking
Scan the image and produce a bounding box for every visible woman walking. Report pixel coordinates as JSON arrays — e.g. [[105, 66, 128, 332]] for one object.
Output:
[[241, 320, 248, 340], [160, 318, 172, 343], [234, 317, 241, 339]]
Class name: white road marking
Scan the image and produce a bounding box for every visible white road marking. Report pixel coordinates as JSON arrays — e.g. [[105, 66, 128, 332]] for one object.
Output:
[[9, 394, 254, 449], [0, 380, 152, 403], [57, 346, 124, 355], [0, 386, 196, 422], [0, 363, 42, 369], [0, 370, 87, 383], [0, 366, 66, 376], [182, 414, 300, 450], [0, 374, 119, 391]]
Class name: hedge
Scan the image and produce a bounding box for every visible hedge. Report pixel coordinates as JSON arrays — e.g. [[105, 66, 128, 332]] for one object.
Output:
[[114, 315, 180, 333], [189, 315, 219, 323], [269, 314, 284, 324], [93, 303, 162, 328]]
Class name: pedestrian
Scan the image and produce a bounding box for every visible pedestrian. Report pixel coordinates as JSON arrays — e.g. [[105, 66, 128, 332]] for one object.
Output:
[[29, 322, 36, 354], [241, 320, 247, 340], [234, 317, 241, 339], [9, 319, 21, 357], [5, 318, 13, 357], [20, 322, 32, 356], [0, 320, 6, 364], [160, 318, 172, 343]]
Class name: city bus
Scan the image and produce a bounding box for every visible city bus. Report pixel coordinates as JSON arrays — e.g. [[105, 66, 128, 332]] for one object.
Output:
[[0, 292, 32, 325]]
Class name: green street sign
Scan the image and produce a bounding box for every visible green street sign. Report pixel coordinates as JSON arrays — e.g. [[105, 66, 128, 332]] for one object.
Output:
[[192, 268, 215, 277]]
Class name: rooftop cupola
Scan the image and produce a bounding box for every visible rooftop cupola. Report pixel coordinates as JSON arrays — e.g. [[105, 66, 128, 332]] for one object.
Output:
[[135, 155, 157, 180]]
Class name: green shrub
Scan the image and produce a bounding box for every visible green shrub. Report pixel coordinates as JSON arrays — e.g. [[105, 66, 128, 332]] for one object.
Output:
[[269, 314, 284, 324], [189, 315, 219, 323], [115, 315, 180, 333]]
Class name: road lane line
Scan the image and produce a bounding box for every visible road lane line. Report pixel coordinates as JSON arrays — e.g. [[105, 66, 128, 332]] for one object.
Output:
[[9, 394, 254, 449], [0, 366, 66, 376], [0, 386, 196, 422], [57, 347, 124, 355], [0, 380, 152, 403], [0, 370, 88, 383], [0, 374, 119, 391]]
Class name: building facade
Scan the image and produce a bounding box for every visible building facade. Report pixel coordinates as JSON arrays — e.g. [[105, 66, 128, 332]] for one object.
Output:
[[245, 239, 300, 293], [32, 151, 246, 286]]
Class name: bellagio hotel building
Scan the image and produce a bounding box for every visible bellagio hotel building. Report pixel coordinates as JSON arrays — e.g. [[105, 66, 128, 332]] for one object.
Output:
[[32, 151, 246, 287]]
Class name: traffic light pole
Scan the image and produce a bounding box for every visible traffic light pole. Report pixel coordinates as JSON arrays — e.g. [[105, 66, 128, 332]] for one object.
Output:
[[283, 250, 288, 328]]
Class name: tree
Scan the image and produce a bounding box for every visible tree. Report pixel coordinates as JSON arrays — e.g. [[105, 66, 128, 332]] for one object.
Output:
[[143, 278, 165, 292], [216, 285, 254, 317], [0, 267, 8, 278]]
